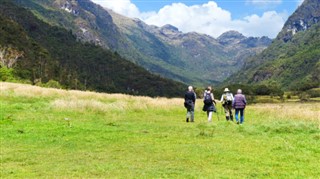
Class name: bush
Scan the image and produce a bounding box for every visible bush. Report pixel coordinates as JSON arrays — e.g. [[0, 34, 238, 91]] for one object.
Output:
[[306, 88, 320, 98], [36, 80, 63, 89], [0, 67, 15, 81], [44, 80, 63, 89], [299, 92, 311, 102], [286, 93, 292, 99], [254, 85, 271, 95]]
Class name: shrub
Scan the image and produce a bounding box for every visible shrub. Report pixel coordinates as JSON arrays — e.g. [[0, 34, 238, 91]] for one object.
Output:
[[44, 80, 63, 89], [0, 67, 15, 81], [299, 92, 311, 102], [287, 94, 292, 99], [306, 88, 320, 98]]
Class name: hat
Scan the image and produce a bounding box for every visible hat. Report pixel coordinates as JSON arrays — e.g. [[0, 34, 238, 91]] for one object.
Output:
[[224, 88, 230, 92]]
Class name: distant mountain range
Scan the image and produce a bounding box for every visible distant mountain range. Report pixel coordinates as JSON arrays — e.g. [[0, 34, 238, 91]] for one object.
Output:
[[0, 0, 185, 97], [225, 0, 320, 91], [1, 0, 318, 95], [10, 0, 272, 86]]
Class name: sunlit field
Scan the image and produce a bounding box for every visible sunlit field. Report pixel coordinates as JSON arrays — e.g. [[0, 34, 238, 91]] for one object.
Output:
[[1, 82, 319, 178]]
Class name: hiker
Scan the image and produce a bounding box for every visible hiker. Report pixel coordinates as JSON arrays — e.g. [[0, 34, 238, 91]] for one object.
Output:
[[184, 86, 196, 122], [232, 89, 247, 125], [203, 86, 216, 122], [220, 88, 234, 121]]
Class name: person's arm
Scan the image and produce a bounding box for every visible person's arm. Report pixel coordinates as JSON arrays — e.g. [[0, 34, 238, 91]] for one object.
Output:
[[211, 93, 216, 104], [243, 95, 247, 105], [193, 92, 196, 103], [232, 97, 235, 108], [231, 93, 234, 101], [220, 95, 224, 102]]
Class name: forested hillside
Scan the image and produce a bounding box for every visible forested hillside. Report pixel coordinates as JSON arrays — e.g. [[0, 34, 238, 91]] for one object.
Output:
[[0, 0, 185, 97], [11, 0, 272, 85], [225, 0, 320, 91]]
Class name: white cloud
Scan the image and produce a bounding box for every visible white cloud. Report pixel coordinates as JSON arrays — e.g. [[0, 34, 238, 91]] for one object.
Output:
[[92, 0, 288, 38], [246, 0, 282, 6], [91, 0, 141, 18], [232, 11, 288, 37], [142, 1, 287, 38], [143, 2, 233, 37]]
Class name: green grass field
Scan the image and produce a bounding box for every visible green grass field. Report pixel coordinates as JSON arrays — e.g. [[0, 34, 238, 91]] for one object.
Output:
[[1, 82, 319, 178]]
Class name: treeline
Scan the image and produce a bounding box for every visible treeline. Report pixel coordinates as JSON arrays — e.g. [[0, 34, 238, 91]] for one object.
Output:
[[194, 84, 283, 98], [193, 83, 319, 103], [0, 0, 185, 97]]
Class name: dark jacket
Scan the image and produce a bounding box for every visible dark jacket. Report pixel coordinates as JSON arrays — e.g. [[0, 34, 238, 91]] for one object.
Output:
[[232, 94, 247, 109], [185, 91, 196, 111], [185, 91, 196, 103]]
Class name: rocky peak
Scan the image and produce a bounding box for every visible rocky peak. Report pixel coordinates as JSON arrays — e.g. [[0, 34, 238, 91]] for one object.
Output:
[[217, 30, 246, 45], [240, 36, 272, 48], [59, 0, 80, 16], [161, 24, 179, 32], [157, 24, 182, 39], [277, 0, 320, 42]]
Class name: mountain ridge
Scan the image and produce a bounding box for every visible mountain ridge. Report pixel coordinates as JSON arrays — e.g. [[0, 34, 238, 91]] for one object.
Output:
[[0, 0, 186, 97], [12, 0, 272, 86], [225, 0, 320, 91]]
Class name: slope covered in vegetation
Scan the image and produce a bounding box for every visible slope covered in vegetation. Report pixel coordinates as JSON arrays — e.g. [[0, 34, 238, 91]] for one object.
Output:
[[226, 0, 320, 91], [0, 0, 185, 97]]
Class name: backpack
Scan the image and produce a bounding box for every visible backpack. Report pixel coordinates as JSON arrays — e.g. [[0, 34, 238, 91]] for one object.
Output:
[[226, 93, 233, 102], [223, 93, 233, 105], [204, 93, 213, 105]]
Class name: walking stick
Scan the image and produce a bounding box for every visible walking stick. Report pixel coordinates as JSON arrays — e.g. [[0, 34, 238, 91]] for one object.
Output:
[[215, 102, 220, 121]]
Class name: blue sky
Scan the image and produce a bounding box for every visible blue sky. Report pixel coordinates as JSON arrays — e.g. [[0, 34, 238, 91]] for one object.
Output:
[[91, 0, 304, 38], [132, 0, 299, 18]]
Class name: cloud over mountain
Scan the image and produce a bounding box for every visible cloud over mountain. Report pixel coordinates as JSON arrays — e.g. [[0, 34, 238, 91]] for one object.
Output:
[[92, 0, 288, 38]]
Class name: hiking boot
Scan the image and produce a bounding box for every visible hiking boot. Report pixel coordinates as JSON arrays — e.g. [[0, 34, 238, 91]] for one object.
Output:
[[186, 118, 189, 122], [230, 116, 234, 121], [226, 116, 229, 121], [236, 121, 240, 124]]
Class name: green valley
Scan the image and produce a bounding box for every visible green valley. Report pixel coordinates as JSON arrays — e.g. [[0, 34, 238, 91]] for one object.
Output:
[[0, 0, 185, 97], [0, 82, 319, 178]]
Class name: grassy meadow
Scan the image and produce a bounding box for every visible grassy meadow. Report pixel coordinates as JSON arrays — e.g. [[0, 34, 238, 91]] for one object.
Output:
[[1, 82, 319, 178]]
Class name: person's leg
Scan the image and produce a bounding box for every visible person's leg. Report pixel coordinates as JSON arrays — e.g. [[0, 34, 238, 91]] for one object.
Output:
[[228, 105, 233, 121], [190, 110, 194, 122], [240, 109, 244, 124], [235, 109, 239, 124], [208, 111, 212, 122], [224, 105, 229, 121], [186, 110, 190, 122]]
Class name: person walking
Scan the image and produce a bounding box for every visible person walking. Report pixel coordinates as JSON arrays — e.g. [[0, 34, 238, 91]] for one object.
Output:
[[203, 86, 216, 122], [220, 88, 234, 121], [184, 86, 196, 122], [232, 89, 247, 125]]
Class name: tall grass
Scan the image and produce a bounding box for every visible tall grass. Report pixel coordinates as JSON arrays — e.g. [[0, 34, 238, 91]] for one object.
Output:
[[1, 82, 319, 178]]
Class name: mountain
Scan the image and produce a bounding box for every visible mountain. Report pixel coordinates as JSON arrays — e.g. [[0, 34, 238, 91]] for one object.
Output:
[[225, 0, 320, 91], [11, 0, 272, 86], [0, 0, 185, 97], [108, 9, 272, 85]]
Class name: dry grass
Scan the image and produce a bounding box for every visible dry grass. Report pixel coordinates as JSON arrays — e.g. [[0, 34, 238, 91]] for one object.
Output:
[[249, 103, 320, 122], [0, 82, 182, 112], [1, 82, 319, 120]]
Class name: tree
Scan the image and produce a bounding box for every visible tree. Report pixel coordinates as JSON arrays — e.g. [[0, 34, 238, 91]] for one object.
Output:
[[0, 45, 24, 68]]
